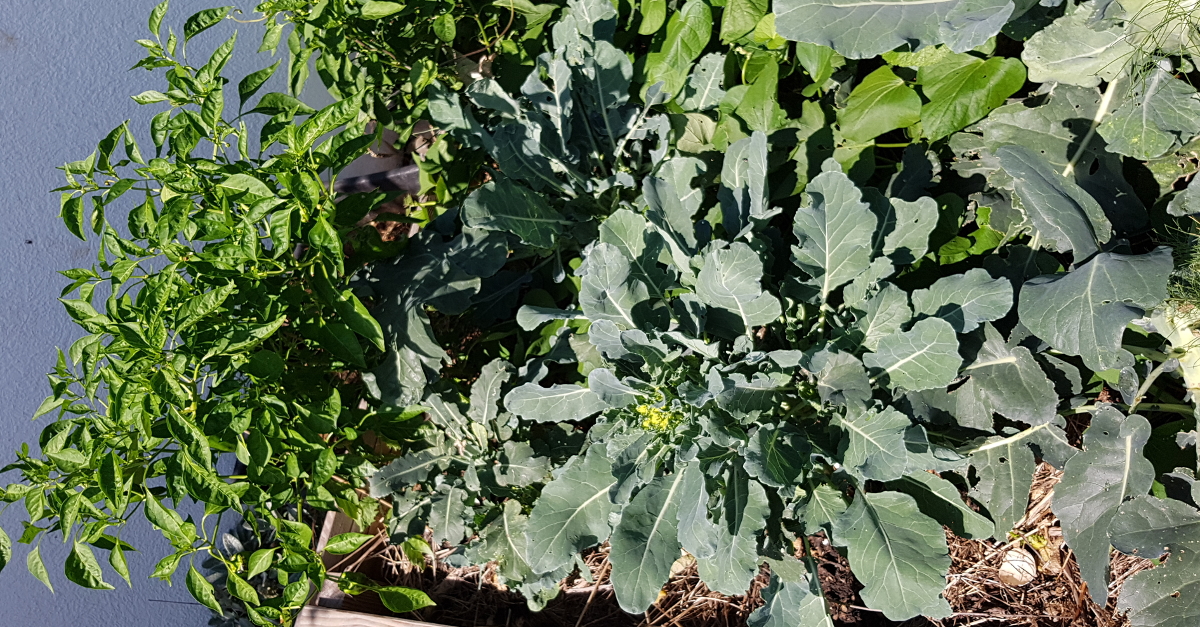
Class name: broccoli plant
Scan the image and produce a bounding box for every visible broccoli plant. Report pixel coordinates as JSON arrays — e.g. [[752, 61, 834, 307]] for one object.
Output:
[[369, 133, 1200, 623]]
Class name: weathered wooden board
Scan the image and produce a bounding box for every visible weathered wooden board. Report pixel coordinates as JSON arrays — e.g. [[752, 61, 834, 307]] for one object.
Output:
[[307, 475, 450, 626], [295, 605, 446, 627]]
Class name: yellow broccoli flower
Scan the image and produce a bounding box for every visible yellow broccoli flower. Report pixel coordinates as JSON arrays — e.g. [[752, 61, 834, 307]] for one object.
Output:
[[635, 404, 683, 432]]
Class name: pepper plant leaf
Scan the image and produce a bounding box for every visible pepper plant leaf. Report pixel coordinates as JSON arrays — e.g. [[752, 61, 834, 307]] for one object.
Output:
[[678, 53, 726, 111], [641, 0, 712, 101], [838, 66, 922, 143], [918, 53, 1026, 141]]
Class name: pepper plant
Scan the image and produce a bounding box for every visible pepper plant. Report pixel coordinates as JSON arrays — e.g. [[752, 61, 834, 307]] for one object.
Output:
[[0, 4, 431, 625]]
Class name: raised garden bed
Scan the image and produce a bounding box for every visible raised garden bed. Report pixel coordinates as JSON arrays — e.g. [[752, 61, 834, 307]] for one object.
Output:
[[311, 464, 1154, 627], [6, 3, 1200, 627]]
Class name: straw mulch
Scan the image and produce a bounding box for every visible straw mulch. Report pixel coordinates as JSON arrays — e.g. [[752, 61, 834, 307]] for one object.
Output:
[[325, 463, 1154, 627]]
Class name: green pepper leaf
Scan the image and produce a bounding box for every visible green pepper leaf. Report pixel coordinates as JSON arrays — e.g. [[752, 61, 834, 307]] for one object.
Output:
[[186, 563, 222, 612], [65, 541, 114, 590]]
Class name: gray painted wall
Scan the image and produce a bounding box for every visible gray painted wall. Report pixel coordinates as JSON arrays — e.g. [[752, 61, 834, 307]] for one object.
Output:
[[0, 2, 328, 624]]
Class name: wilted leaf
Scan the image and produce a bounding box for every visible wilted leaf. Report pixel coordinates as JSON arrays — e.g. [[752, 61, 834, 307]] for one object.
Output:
[[469, 500, 537, 582], [696, 243, 781, 338], [969, 435, 1036, 538], [833, 405, 911, 482], [504, 383, 609, 423], [911, 267, 1012, 333], [1100, 68, 1200, 160], [461, 178, 565, 248], [1021, 2, 1134, 88], [696, 462, 769, 595], [579, 242, 656, 329], [748, 572, 832, 627], [998, 145, 1110, 259], [745, 423, 810, 487], [886, 472, 995, 539], [951, 324, 1058, 429]]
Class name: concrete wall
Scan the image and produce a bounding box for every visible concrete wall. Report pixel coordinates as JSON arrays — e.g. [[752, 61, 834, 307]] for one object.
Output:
[[0, 2, 328, 624]]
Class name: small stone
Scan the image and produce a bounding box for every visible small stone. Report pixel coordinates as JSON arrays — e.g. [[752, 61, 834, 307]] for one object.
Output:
[[998, 548, 1037, 586], [669, 553, 695, 577]]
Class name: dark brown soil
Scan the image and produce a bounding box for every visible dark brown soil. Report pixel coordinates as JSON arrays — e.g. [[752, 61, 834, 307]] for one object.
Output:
[[428, 310, 486, 382], [808, 532, 872, 625]]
